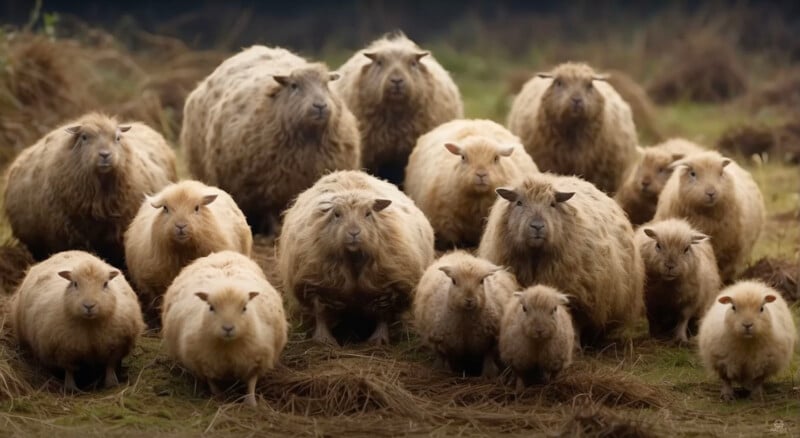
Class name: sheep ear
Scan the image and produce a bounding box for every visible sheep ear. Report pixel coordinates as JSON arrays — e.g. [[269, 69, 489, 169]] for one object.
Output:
[[248, 291, 260, 301], [513, 291, 524, 298], [318, 201, 334, 213], [150, 200, 163, 209], [643, 228, 658, 240], [635, 145, 645, 157], [558, 294, 570, 305], [373, 199, 392, 212], [691, 234, 709, 244], [202, 194, 218, 206], [670, 153, 686, 162], [363, 52, 378, 62], [65, 125, 81, 135], [414, 51, 429, 61], [118, 125, 131, 133], [108, 270, 120, 281], [554, 191, 575, 203], [718, 296, 733, 305], [444, 143, 462, 156], [668, 160, 689, 171], [497, 146, 515, 157], [58, 270, 72, 281], [721, 159, 732, 168], [763, 294, 776, 303], [195, 292, 209, 302], [496, 188, 519, 203], [273, 75, 290, 86], [536, 73, 553, 79], [592, 74, 609, 82], [438, 266, 454, 278], [328, 72, 341, 81]]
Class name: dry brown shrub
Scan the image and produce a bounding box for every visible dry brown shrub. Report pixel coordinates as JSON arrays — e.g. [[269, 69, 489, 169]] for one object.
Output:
[[717, 124, 774, 157], [0, 241, 34, 295], [740, 257, 799, 303], [747, 69, 800, 112]]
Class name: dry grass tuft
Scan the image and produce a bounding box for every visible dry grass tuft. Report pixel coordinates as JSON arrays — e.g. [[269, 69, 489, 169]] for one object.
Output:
[[0, 241, 33, 295], [559, 398, 657, 438]]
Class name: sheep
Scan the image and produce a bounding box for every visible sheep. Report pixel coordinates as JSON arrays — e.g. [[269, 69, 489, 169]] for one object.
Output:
[[334, 31, 463, 186], [161, 251, 287, 407], [478, 172, 644, 345], [181, 46, 360, 234], [278, 170, 435, 346], [697, 281, 797, 401], [616, 138, 705, 225], [404, 119, 539, 248], [653, 151, 765, 282], [635, 219, 721, 342], [413, 251, 519, 376], [8, 250, 145, 391], [499, 285, 575, 390], [124, 180, 252, 312], [507, 62, 638, 194], [3, 112, 177, 266]]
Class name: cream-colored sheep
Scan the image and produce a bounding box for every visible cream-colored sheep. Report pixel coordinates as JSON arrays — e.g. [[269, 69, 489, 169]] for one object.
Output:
[[636, 219, 721, 342], [478, 172, 644, 344], [413, 251, 519, 376], [4, 113, 177, 266], [124, 180, 252, 312], [182, 45, 360, 234], [404, 119, 539, 247], [9, 251, 145, 391], [616, 138, 705, 225], [161, 251, 287, 407], [334, 31, 463, 185], [507, 62, 638, 194], [278, 170, 434, 346], [698, 281, 797, 401], [654, 151, 765, 282], [499, 285, 575, 390]]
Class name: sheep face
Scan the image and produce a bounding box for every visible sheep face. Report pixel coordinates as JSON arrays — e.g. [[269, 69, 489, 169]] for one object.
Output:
[[513, 287, 569, 340], [672, 155, 733, 208], [271, 67, 340, 128], [439, 264, 498, 312], [641, 226, 708, 280], [495, 182, 575, 250], [538, 64, 606, 126], [444, 140, 515, 194], [718, 292, 777, 339], [58, 263, 120, 321], [314, 192, 393, 255], [62, 122, 131, 176], [359, 48, 431, 107], [195, 289, 259, 342], [149, 188, 219, 246], [634, 149, 685, 198]]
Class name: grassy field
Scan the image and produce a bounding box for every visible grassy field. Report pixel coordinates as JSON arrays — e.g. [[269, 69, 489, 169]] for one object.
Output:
[[0, 8, 799, 437]]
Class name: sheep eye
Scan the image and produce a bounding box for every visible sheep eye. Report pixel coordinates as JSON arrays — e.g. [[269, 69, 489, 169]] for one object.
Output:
[[242, 306, 247, 313], [552, 306, 557, 314], [689, 170, 697, 178], [451, 278, 457, 286], [759, 306, 764, 313], [731, 305, 736, 312], [684, 246, 690, 253], [461, 155, 466, 162], [658, 167, 666, 174], [554, 79, 562, 87], [209, 305, 215, 313], [409, 60, 417, 68], [655, 243, 662, 251], [333, 211, 341, 218], [290, 83, 298, 90], [80, 134, 88, 142], [114, 135, 121, 143], [103, 281, 109, 288], [375, 60, 383, 67], [516, 200, 523, 207], [162, 206, 169, 214], [365, 211, 372, 218], [71, 281, 78, 288], [550, 202, 556, 208], [194, 205, 200, 213], [493, 156, 500, 164], [521, 305, 528, 313]]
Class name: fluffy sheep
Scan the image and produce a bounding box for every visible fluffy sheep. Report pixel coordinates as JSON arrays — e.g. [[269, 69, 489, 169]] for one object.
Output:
[[616, 138, 705, 225], [4, 113, 177, 266], [499, 285, 575, 390], [635, 219, 721, 342], [161, 251, 287, 407], [404, 119, 539, 247], [478, 173, 644, 344], [413, 251, 519, 376], [181, 46, 360, 234], [278, 170, 434, 346], [507, 62, 638, 194], [8, 250, 145, 391], [334, 31, 463, 186], [124, 180, 252, 312], [698, 281, 797, 401], [654, 151, 765, 282]]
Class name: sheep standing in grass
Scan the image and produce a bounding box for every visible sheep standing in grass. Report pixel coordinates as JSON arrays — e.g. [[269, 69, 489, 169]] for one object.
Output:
[[478, 173, 644, 344], [334, 31, 463, 185], [413, 251, 519, 376], [124, 180, 252, 311], [9, 251, 145, 391], [654, 151, 765, 282], [4, 113, 177, 265], [182, 46, 360, 234], [161, 251, 287, 407], [499, 285, 575, 390], [636, 219, 721, 342], [507, 62, 638, 194], [616, 138, 705, 225], [698, 281, 797, 401], [404, 119, 539, 247], [278, 170, 434, 346]]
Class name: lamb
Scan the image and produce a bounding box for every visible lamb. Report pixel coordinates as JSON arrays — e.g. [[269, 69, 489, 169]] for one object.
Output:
[[616, 138, 705, 225], [277, 170, 435, 346], [181, 45, 360, 234], [507, 62, 638, 194], [161, 251, 287, 407], [4, 113, 177, 266], [499, 285, 575, 390], [478, 173, 644, 344], [404, 119, 539, 247], [697, 281, 797, 401], [413, 251, 519, 376], [8, 250, 145, 391], [653, 151, 765, 282], [635, 219, 721, 342], [334, 31, 463, 186], [124, 180, 252, 312]]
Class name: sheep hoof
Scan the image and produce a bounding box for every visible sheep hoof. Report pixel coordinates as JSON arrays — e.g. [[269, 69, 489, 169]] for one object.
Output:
[[750, 386, 764, 401], [720, 387, 735, 402], [64, 371, 81, 394], [367, 322, 389, 346], [515, 377, 526, 393], [104, 368, 120, 388], [243, 393, 257, 407], [312, 330, 339, 347]]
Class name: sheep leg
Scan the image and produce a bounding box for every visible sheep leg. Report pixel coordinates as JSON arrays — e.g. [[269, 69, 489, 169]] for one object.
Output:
[[515, 376, 526, 392], [719, 378, 735, 402], [748, 378, 765, 401], [367, 320, 390, 345], [481, 354, 499, 378], [243, 375, 258, 407], [312, 311, 339, 347], [64, 369, 80, 393], [674, 315, 691, 344], [104, 363, 120, 388], [208, 379, 224, 397]]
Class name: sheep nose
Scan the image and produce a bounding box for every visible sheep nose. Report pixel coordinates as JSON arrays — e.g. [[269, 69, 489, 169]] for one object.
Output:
[[222, 325, 234, 333], [176, 223, 187, 230], [83, 303, 95, 311], [665, 262, 676, 271], [476, 170, 488, 178], [347, 227, 361, 237], [571, 96, 583, 105], [313, 102, 327, 111], [99, 151, 111, 159], [743, 323, 753, 329], [640, 179, 651, 188], [390, 77, 403, 85], [529, 220, 545, 231], [705, 188, 717, 198]]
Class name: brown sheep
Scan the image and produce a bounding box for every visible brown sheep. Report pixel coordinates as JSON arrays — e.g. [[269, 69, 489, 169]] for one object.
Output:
[[3, 113, 177, 266], [124, 180, 252, 313], [404, 119, 539, 248], [654, 151, 765, 282], [8, 251, 145, 391], [334, 31, 463, 186], [507, 62, 638, 194], [181, 46, 360, 234], [616, 138, 705, 225], [278, 170, 434, 346], [478, 173, 644, 345]]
